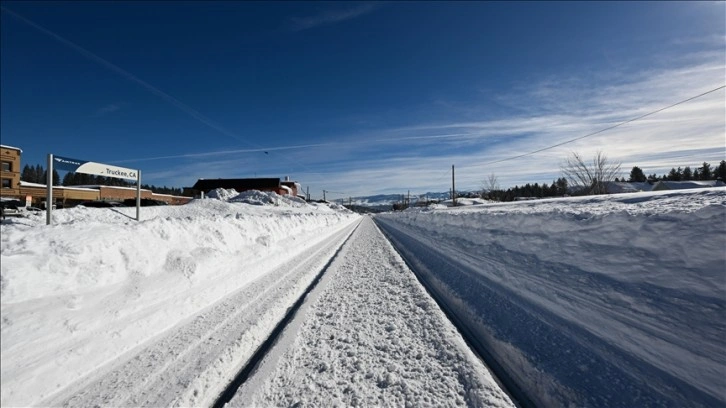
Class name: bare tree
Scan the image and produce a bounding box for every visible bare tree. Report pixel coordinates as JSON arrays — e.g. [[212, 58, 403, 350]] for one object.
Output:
[[561, 151, 621, 195], [484, 173, 499, 191]]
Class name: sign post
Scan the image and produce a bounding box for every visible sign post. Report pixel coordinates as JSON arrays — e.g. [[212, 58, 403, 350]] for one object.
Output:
[[46, 154, 53, 225], [48, 154, 141, 225], [136, 170, 141, 221]]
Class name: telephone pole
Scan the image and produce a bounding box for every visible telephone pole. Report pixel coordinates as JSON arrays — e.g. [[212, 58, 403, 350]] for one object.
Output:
[[323, 190, 327, 201], [452, 165, 457, 206]]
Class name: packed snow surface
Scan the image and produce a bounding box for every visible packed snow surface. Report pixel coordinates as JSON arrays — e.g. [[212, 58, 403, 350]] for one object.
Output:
[[1, 191, 359, 407], [230, 217, 514, 407], [2, 187, 724, 407], [376, 188, 726, 407]]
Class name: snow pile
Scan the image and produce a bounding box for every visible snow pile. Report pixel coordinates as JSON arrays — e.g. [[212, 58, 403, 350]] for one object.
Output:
[[205, 188, 309, 208], [206, 187, 239, 201], [0, 200, 359, 406], [376, 187, 726, 407], [229, 190, 307, 207]]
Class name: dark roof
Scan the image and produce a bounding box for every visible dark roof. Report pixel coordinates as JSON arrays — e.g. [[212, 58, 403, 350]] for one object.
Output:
[[192, 178, 281, 192]]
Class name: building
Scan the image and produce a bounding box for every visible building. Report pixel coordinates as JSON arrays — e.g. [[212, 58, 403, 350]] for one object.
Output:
[[189, 177, 303, 198], [0, 145, 22, 198], [0, 145, 191, 207]]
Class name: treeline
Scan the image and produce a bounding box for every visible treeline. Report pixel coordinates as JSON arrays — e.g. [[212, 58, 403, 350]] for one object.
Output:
[[21, 164, 60, 185], [484, 160, 725, 202], [21, 164, 187, 196], [483, 177, 569, 202], [624, 161, 726, 182]]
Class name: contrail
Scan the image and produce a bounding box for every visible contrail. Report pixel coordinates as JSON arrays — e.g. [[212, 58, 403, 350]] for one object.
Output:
[[1, 6, 256, 148], [113, 132, 480, 163]]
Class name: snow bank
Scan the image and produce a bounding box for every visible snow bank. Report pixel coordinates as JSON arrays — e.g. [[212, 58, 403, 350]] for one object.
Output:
[[0, 197, 359, 406], [376, 187, 726, 407]]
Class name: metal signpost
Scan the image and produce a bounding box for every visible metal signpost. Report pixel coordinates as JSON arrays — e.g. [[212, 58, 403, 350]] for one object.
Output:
[[46, 154, 141, 225]]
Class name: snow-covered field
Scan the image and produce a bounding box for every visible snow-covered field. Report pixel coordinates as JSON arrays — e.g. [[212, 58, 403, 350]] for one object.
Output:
[[1, 190, 360, 407], [2, 187, 724, 407], [376, 188, 726, 407]]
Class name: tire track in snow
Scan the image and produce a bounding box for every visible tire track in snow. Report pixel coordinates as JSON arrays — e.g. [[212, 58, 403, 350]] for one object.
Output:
[[42, 218, 360, 408], [211, 218, 361, 408], [228, 216, 514, 407]]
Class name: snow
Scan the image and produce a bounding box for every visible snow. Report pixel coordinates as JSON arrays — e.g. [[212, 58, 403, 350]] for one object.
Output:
[[18, 180, 101, 191], [441, 197, 489, 207], [2, 186, 724, 407], [0, 144, 22, 152], [1, 191, 359, 407], [230, 218, 514, 407], [376, 187, 726, 407], [652, 180, 725, 190]]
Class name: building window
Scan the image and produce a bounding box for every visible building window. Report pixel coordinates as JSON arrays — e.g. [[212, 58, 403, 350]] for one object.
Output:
[[1, 161, 10, 172], [1, 179, 11, 189]]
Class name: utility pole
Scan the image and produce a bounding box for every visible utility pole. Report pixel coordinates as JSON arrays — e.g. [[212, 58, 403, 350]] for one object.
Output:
[[407, 190, 410, 207], [323, 190, 327, 202], [306, 186, 309, 201], [452, 165, 456, 207]]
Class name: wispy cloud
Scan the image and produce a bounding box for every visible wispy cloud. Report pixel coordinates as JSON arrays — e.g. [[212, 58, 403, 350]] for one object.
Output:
[[93, 103, 121, 117], [289, 3, 380, 31], [131, 49, 725, 198]]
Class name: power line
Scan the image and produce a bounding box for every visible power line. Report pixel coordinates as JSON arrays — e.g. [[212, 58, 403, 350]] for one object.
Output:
[[476, 85, 726, 167]]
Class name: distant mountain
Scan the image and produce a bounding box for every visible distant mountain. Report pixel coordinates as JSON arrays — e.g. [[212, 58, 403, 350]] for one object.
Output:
[[341, 191, 475, 209]]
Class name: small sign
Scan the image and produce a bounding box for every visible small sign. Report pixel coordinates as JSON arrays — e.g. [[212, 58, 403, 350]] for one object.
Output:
[[53, 156, 138, 181]]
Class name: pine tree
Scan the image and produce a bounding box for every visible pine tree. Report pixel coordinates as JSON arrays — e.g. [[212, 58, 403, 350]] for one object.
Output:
[[34, 164, 44, 183], [629, 166, 647, 182], [556, 177, 568, 195], [682, 166, 693, 180], [41, 169, 60, 185], [21, 165, 33, 182], [699, 162, 712, 180], [666, 168, 681, 181], [62, 172, 74, 186], [716, 160, 726, 181]]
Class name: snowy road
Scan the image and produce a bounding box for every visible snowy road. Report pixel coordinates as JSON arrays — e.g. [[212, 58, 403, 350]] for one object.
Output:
[[226, 216, 514, 407], [39, 218, 360, 407]]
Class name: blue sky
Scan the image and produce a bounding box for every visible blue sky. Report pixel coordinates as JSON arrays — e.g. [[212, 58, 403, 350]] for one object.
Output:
[[1, 1, 724, 199]]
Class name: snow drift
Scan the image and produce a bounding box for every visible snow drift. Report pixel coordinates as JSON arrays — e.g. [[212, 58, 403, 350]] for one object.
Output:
[[0, 191, 359, 406], [376, 187, 726, 407]]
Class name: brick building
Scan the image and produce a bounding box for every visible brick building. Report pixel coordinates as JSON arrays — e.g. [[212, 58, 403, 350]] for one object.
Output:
[[189, 177, 303, 198], [0, 145, 22, 198]]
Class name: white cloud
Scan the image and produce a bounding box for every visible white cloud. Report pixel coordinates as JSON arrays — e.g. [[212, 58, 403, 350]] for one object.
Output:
[[132, 51, 725, 198], [94, 103, 121, 117], [289, 3, 380, 31]]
